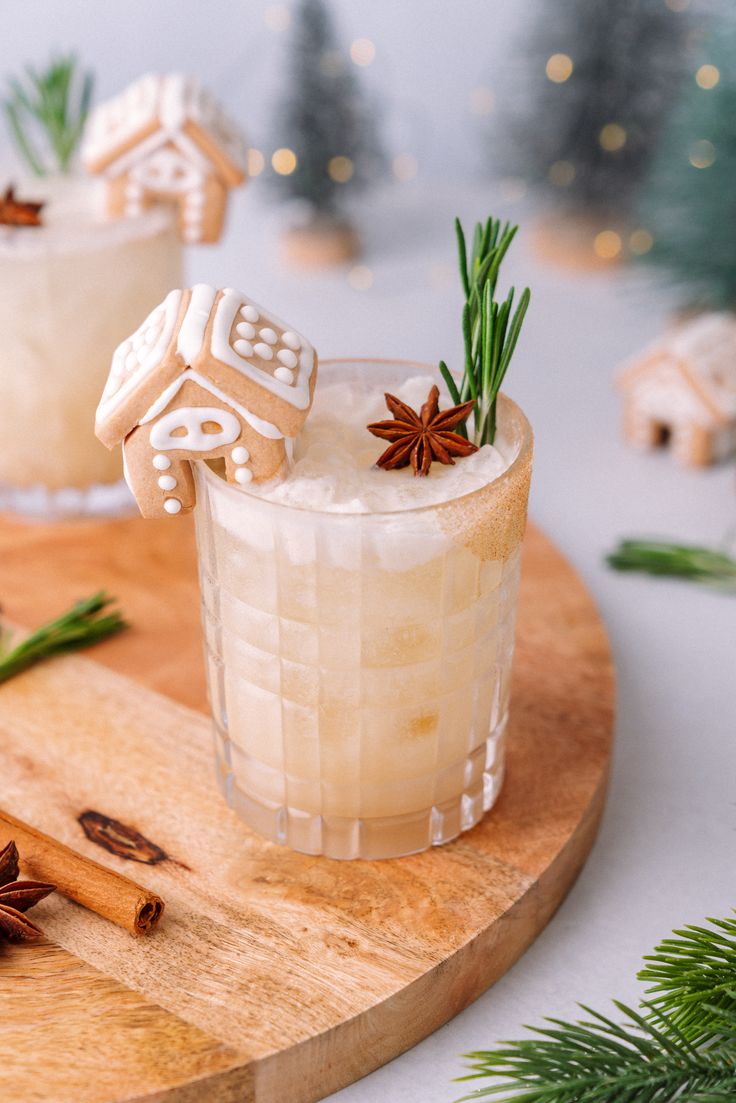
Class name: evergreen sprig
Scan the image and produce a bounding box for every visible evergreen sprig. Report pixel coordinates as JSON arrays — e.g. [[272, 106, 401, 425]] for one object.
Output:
[[440, 217, 530, 448], [4, 54, 94, 176], [606, 540, 736, 592], [0, 592, 127, 684], [457, 912, 736, 1103], [640, 916, 736, 1045]]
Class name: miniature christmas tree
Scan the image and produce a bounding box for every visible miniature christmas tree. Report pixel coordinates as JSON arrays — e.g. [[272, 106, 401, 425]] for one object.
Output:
[[508, 0, 688, 219], [270, 0, 383, 265], [639, 10, 736, 310]]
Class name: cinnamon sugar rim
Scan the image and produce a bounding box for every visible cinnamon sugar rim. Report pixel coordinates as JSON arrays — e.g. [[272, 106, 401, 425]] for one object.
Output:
[[197, 358, 533, 518]]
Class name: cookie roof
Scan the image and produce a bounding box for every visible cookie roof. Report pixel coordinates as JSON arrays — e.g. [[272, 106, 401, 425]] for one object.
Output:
[[619, 312, 736, 421], [82, 74, 247, 186], [96, 284, 316, 447]]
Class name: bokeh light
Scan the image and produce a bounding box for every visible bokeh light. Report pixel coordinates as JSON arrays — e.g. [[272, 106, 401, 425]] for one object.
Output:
[[629, 229, 654, 255], [350, 38, 375, 66], [328, 155, 354, 183], [392, 153, 418, 181], [689, 139, 715, 169], [695, 64, 720, 90], [548, 160, 575, 186], [272, 147, 297, 175], [247, 148, 265, 177], [593, 230, 622, 260], [319, 50, 344, 78], [263, 4, 290, 32], [546, 54, 573, 83], [348, 265, 373, 290], [599, 123, 627, 151], [469, 86, 495, 116]]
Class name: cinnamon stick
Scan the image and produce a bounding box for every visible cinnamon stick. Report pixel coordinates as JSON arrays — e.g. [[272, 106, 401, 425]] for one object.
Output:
[[0, 809, 164, 936]]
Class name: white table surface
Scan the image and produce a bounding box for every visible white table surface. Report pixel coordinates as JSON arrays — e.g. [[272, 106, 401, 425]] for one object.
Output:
[[192, 180, 734, 1102]]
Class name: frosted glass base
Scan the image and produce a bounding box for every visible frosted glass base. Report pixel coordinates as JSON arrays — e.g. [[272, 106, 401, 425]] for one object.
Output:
[[214, 725, 506, 860], [0, 478, 136, 520]]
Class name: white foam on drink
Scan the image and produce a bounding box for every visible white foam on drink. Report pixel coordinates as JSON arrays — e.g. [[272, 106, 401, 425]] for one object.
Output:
[[248, 374, 516, 515]]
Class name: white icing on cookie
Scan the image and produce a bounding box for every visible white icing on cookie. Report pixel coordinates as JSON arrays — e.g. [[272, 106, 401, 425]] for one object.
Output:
[[149, 405, 241, 451], [164, 498, 182, 514], [231, 445, 249, 463], [277, 349, 298, 369], [253, 342, 274, 361], [240, 305, 259, 323], [259, 327, 278, 345], [153, 454, 171, 470], [234, 338, 254, 358], [281, 331, 301, 350], [274, 366, 294, 384], [236, 321, 256, 339], [158, 474, 177, 490], [235, 466, 253, 484]]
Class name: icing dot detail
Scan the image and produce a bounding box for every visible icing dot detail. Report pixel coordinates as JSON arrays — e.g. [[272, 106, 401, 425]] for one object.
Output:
[[281, 331, 301, 350], [274, 366, 294, 384], [254, 342, 274, 360], [240, 305, 259, 323], [234, 338, 254, 358], [158, 474, 177, 491], [236, 321, 256, 339], [164, 498, 182, 514], [277, 348, 298, 369], [153, 454, 171, 470], [259, 327, 278, 345], [235, 467, 253, 484], [231, 446, 250, 464]]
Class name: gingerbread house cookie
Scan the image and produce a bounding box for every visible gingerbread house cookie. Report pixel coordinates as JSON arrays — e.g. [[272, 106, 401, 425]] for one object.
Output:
[[82, 74, 247, 244], [95, 284, 317, 517], [617, 312, 736, 467]]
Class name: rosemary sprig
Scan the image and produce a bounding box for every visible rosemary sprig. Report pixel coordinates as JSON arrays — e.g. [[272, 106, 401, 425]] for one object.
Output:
[[607, 540, 736, 592], [4, 54, 94, 176], [440, 216, 530, 447], [0, 593, 127, 685], [457, 912, 736, 1103]]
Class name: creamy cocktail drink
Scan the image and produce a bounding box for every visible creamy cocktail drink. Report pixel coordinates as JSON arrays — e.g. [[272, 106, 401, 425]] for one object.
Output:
[[0, 177, 181, 516], [194, 361, 532, 859], [94, 214, 533, 859]]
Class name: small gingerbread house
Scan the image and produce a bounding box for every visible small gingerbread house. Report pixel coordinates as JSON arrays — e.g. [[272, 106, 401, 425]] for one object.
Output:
[[82, 74, 247, 244], [617, 313, 736, 467], [96, 284, 317, 518]]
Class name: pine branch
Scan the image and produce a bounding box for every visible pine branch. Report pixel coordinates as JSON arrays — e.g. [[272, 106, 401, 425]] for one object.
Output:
[[639, 916, 736, 1044], [0, 593, 127, 684], [3, 54, 94, 176], [441, 216, 530, 446], [457, 913, 736, 1103], [606, 540, 736, 592]]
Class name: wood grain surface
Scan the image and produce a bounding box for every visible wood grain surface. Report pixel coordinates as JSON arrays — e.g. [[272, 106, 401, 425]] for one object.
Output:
[[0, 512, 614, 1103]]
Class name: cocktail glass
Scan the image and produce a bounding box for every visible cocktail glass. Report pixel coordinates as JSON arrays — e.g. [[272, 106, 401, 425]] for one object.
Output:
[[0, 178, 182, 518], [194, 360, 533, 859]]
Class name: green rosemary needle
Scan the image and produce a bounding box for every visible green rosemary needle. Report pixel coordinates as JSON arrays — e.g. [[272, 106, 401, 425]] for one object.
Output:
[[0, 592, 127, 685], [4, 54, 94, 176], [607, 540, 736, 592], [440, 216, 530, 447]]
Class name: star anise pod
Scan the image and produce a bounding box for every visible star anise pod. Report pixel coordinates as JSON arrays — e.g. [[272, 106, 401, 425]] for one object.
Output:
[[0, 840, 55, 943], [0, 184, 45, 227], [367, 384, 479, 476]]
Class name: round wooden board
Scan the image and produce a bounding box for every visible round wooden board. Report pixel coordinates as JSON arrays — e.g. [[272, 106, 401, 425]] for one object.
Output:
[[0, 514, 614, 1103]]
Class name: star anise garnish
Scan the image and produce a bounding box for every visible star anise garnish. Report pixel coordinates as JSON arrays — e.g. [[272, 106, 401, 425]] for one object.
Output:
[[367, 384, 479, 476], [0, 184, 45, 227], [0, 840, 55, 943]]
